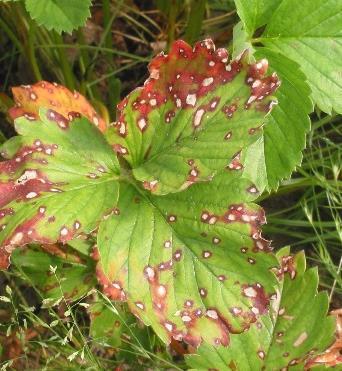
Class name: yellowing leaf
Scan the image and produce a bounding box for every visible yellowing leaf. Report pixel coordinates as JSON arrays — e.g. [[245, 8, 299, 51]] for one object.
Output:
[[9, 81, 107, 132]]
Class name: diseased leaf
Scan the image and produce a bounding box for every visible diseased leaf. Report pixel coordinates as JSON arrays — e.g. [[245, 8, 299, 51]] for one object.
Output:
[[96, 170, 278, 347], [0, 34, 335, 369], [306, 309, 342, 368], [106, 39, 279, 195], [245, 49, 313, 190], [0, 109, 120, 269], [24, 0, 92, 34], [261, 0, 342, 114], [186, 247, 335, 370], [11, 245, 96, 301], [9, 81, 107, 132]]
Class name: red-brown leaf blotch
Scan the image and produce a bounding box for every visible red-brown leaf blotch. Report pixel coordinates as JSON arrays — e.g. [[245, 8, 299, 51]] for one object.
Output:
[[9, 81, 106, 132]]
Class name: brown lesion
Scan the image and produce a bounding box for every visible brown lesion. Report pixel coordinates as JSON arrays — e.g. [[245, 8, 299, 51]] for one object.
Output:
[[96, 263, 127, 302], [305, 309, 342, 368], [0, 208, 53, 269], [40, 243, 85, 264], [221, 203, 272, 253]]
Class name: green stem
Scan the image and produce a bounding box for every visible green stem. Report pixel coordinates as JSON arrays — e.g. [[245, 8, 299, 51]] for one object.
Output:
[[27, 20, 42, 80], [103, 0, 112, 48], [184, 0, 206, 44], [312, 114, 337, 131], [76, 29, 101, 100], [53, 32, 75, 90], [103, 0, 121, 118], [167, 0, 178, 47], [0, 17, 23, 53], [36, 44, 149, 61]]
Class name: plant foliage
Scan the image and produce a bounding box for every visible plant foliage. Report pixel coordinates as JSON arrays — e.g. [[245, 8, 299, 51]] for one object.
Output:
[[0, 0, 92, 34], [26, 0, 92, 34], [0, 36, 338, 370], [235, 0, 342, 189], [186, 247, 335, 369], [0, 107, 119, 268]]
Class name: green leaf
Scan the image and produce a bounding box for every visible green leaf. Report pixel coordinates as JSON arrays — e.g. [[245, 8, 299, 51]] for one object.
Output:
[[234, 0, 342, 187], [88, 298, 161, 363], [24, 0, 92, 34], [106, 39, 279, 195], [0, 109, 120, 269], [96, 170, 279, 347], [89, 300, 131, 347], [231, 22, 255, 60], [245, 49, 313, 190], [260, 0, 342, 114], [186, 248, 335, 370], [12, 245, 96, 301], [234, 0, 282, 36]]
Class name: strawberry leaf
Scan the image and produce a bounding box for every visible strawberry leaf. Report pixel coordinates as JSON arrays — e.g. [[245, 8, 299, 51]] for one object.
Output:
[[24, 0, 92, 34], [261, 0, 342, 114], [0, 109, 120, 269], [243, 50, 312, 191], [234, 0, 281, 36], [186, 248, 335, 370], [89, 299, 137, 348], [234, 0, 342, 188], [236, 0, 342, 114], [96, 171, 279, 347], [9, 81, 107, 132], [11, 244, 96, 301], [106, 39, 279, 195]]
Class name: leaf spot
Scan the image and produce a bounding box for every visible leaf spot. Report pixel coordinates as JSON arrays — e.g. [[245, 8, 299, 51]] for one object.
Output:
[[138, 117, 148, 132], [193, 108, 205, 128], [243, 287, 257, 298], [10, 232, 24, 245], [157, 285, 167, 298], [199, 288, 207, 297], [182, 315, 192, 323], [144, 266, 155, 281], [164, 322, 173, 332], [202, 77, 214, 87], [25, 192, 38, 199], [206, 309, 218, 320], [202, 251, 212, 259], [212, 237, 221, 245], [60, 227, 68, 236], [135, 301, 145, 310], [257, 350, 265, 360], [186, 94, 197, 106], [293, 332, 308, 347], [173, 250, 182, 261]]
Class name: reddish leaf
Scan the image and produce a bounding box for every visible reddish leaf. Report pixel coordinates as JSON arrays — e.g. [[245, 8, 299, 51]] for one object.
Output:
[[0, 111, 119, 269], [9, 81, 107, 132], [106, 38, 280, 194]]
